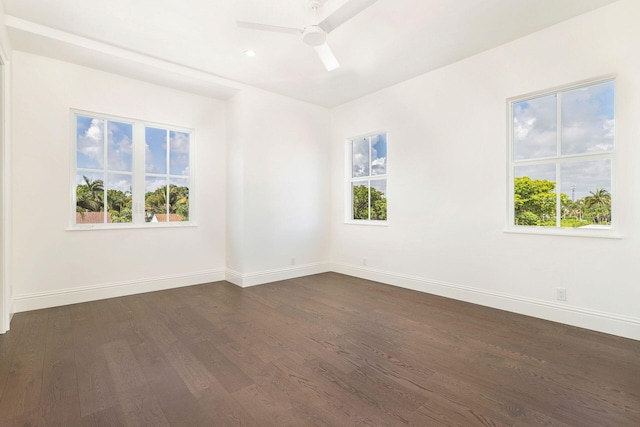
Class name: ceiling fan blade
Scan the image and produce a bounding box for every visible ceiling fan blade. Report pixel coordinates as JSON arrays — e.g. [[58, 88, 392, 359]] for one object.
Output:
[[314, 43, 340, 71], [318, 0, 378, 33], [236, 21, 302, 35]]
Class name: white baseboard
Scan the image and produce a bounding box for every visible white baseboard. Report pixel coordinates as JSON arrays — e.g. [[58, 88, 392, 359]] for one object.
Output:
[[12, 269, 226, 313], [226, 262, 331, 288], [10, 261, 639, 341], [331, 262, 640, 341]]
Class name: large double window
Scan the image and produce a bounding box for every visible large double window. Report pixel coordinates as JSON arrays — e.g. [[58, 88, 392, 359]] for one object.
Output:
[[73, 111, 192, 228], [348, 133, 387, 222], [508, 78, 615, 234]]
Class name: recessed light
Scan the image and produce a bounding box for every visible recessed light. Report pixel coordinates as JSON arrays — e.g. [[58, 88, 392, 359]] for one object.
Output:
[[244, 49, 256, 57]]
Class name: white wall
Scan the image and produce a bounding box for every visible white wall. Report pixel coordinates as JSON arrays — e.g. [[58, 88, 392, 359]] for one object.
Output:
[[0, 0, 12, 333], [330, 0, 640, 340], [226, 89, 331, 286], [10, 51, 227, 310]]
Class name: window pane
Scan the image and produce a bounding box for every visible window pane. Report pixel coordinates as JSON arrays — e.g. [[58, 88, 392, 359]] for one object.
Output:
[[352, 182, 369, 220], [107, 121, 133, 172], [514, 164, 556, 226], [561, 81, 614, 155], [76, 172, 105, 224], [145, 176, 168, 222], [77, 116, 104, 169], [352, 137, 369, 178], [169, 177, 189, 222], [169, 131, 190, 176], [107, 173, 132, 223], [560, 160, 611, 228], [371, 134, 387, 176], [370, 179, 387, 220], [145, 127, 167, 174], [513, 94, 557, 160]]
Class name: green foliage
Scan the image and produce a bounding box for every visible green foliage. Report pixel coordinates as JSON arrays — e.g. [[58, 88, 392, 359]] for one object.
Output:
[[560, 218, 590, 228], [514, 176, 556, 226], [515, 176, 611, 227], [584, 188, 611, 224], [353, 184, 387, 220], [76, 175, 104, 213], [76, 176, 189, 223], [145, 184, 189, 221]]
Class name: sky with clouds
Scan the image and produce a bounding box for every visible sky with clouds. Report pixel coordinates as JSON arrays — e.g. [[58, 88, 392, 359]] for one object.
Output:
[[145, 128, 190, 192], [352, 133, 387, 180], [76, 116, 133, 193], [76, 117, 191, 195], [513, 80, 614, 200]]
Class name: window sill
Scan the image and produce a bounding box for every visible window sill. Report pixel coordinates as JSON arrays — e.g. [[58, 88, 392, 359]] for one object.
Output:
[[504, 226, 621, 239], [344, 220, 388, 227], [67, 222, 197, 231]]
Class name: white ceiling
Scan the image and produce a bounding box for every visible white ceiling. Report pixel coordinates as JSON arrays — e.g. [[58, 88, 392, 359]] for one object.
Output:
[[2, 0, 620, 107]]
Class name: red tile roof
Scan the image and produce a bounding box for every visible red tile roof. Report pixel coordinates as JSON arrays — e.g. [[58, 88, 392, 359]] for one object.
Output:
[[154, 214, 183, 222], [76, 212, 112, 224]]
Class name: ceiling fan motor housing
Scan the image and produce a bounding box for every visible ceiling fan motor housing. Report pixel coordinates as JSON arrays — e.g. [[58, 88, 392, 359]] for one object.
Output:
[[302, 25, 326, 46]]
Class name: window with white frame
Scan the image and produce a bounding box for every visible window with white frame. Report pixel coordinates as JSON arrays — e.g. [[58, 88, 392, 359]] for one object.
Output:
[[349, 133, 387, 222], [73, 112, 192, 227], [509, 78, 614, 233]]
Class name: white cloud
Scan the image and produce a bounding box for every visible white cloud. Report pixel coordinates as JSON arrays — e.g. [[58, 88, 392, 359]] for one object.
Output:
[[108, 134, 133, 171], [77, 119, 105, 167], [145, 177, 167, 193], [352, 138, 369, 177], [513, 95, 557, 160], [371, 156, 386, 175], [109, 178, 131, 193], [170, 132, 190, 153]]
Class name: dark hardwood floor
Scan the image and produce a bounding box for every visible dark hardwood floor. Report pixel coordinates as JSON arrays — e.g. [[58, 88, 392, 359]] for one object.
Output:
[[0, 272, 638, 426]]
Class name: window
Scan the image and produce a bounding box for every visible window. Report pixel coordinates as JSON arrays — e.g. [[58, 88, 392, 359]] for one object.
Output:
[[508, 78, 615, 234], [348, 133, 387, 222], [73, 111, 193, 227]]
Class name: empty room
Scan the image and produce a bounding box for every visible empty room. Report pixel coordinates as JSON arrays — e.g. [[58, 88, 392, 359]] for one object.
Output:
[[0, 0, 638, 425]]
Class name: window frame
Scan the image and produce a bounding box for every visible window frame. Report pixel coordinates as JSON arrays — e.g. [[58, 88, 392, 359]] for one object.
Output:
[[345, 132, 388, 226], [70, 110, 196, 230], [506, 76, 619, 238]]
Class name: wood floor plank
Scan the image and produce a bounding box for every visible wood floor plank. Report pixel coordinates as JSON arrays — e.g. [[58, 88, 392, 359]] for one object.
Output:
[[187, 339, 254, 393], [71, 304, 120, 418], [0, 311, 49, 423], [0, 273, 637, 426]]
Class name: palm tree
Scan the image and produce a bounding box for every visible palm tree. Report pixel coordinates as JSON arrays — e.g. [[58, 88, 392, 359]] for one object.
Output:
[[584, 188, 611, 224], [76, 175, 104, 213]]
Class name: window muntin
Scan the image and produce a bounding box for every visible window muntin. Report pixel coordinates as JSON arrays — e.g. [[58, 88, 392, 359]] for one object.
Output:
[[73, 112, 192, 228], [349, 133, 387, 222], [509, 79, 614, 232]]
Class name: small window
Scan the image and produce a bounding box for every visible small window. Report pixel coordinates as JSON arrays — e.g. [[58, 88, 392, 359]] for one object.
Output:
[[348, 133, 387, 222], [73, 111, 193, 228], [508, 79, 615, 234]]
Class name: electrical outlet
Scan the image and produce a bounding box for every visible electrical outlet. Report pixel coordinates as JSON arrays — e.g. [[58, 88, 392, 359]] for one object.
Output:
[[362, 257, 367, 266], [291, 257, 295, 265], [556, 287, 567, 301]]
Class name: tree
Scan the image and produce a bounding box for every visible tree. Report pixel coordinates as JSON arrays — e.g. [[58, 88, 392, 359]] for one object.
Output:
[[76, 175, 104, 213], [352, 184, 387, 220], [584, 188, 611, 224], [144, 185, 189, 221], [514, 177, 556, 226], [169, 185, 189, 220]]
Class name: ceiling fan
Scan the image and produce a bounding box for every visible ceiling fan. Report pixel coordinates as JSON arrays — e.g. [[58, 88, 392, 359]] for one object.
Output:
[[237, 0, 378, 71]]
